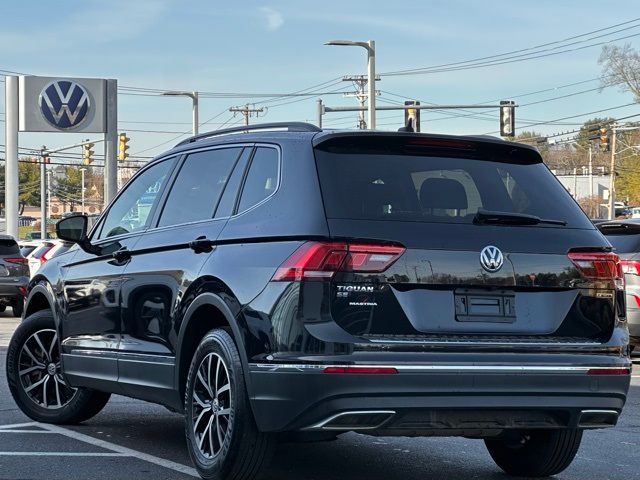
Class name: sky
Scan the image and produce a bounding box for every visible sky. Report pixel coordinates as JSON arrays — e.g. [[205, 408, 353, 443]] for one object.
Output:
[[1, 0, 639, 164]]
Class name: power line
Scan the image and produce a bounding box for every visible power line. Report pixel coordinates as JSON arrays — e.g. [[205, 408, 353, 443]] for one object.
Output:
[[381, 18, 640, 76]]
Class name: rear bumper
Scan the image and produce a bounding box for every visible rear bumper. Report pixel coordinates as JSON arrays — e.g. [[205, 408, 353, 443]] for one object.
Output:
[[0, 277, 28, 301], [628, 309, 640, 340], [247, 359, 631, 434]]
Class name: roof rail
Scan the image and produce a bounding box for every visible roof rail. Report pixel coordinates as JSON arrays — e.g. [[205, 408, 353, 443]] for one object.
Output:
[[174, 122, 322, 147]]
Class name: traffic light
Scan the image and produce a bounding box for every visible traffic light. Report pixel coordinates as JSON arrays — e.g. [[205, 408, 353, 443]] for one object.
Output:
[[118, 133, 130, 161], [82, 143, 94, 165], [500, 100, 516, 137], [403, 101, 421, 132], [599, 128, 610, 152]]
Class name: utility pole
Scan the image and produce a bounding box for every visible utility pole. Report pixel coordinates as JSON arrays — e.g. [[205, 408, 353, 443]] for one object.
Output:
[[40, 147, 47, 240], [588, 144, 593, 199], [608, 124, 618, 220], [80, 168, 87, 214], [229, 104, 265, 126], [46, 170, 51, 221], [342, 75, 380, 129]]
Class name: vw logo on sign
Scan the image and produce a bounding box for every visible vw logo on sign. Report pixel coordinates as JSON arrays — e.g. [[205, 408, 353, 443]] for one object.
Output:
[[480, 245, 504, 272], [39, 80, 90, 129]]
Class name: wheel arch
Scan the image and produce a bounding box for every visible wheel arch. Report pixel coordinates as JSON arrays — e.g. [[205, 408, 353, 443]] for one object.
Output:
[[174, 292, 253, 406], [24, 282, 58, 326]]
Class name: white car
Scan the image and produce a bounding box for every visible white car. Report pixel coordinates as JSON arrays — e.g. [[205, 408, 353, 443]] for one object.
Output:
[[27, 240, 58, 277], [630, 207, 640, 219]]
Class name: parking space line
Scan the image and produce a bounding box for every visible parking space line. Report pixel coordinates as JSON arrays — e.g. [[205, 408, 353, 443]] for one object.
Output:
[[39, 423, 200, 478], [0, 452, 128, 456], [0, 421, 40, 430], [0, 429, 56, 433]]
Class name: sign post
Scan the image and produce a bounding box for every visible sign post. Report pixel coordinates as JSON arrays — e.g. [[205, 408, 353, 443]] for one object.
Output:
[[4, 77, 19, 239], [104, 79, 118, 206], [5, 75, 113, 237]]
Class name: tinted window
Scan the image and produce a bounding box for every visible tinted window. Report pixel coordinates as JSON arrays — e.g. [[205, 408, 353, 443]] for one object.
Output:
[[215, 148, 252, 218], [30, 243, 53, 260], [158, 148, 241, 227], [314, 150, 591, 228], [0, 239, 19, 256], [96, 158, 175, 240], [20, 246, 37, 257], [237, 148, 279, 213], [605, 235, 640, 253]]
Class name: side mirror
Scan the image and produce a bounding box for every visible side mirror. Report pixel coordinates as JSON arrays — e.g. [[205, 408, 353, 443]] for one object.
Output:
[[56, 215, 88, 243]]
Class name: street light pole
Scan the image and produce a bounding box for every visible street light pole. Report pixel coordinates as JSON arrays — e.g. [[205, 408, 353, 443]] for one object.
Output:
[[367, 40, 376, 130], [325, 39, 376, 130], [161, 91, 199, 135]]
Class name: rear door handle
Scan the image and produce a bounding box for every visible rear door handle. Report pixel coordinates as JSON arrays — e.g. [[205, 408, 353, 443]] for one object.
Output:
[[189, 236, 214, 254]]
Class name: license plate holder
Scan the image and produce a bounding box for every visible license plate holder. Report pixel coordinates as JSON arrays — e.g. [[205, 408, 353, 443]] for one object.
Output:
[[454, 289, 516, 323]]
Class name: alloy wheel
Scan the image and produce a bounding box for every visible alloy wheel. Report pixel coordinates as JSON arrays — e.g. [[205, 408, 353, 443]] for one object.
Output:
[[18, 329, 77, 409], [191, 352, 233, 459]]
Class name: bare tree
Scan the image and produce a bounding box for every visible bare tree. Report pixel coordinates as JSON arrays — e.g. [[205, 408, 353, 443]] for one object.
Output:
[[599, 44, 640, 102]]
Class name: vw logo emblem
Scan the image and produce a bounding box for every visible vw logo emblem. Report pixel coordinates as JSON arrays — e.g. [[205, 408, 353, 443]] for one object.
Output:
[[39, 80, 90, 129], [480, 245, 504, 272]]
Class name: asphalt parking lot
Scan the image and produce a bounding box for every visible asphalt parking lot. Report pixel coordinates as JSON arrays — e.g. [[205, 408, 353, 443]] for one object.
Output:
[[0, 313, 638, 480]]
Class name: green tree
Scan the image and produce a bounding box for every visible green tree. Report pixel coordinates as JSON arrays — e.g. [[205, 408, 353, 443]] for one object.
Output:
[[55, 166, 83, 211], [575, 117, 616, 150], [18, 160, 41, 211]]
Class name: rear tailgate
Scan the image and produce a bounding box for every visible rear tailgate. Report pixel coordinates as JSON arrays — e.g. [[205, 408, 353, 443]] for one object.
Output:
[[314, 134, 619, 342]]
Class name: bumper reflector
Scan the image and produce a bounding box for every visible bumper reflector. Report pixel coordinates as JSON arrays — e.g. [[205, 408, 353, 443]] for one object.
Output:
[[586, 367, 631, 375]]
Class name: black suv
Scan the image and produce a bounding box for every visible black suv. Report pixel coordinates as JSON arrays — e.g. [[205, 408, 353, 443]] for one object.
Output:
[[7, 123, 632, 479]]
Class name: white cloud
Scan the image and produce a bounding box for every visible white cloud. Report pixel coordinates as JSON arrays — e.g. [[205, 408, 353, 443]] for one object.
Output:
[[260, 7, 284, 31]]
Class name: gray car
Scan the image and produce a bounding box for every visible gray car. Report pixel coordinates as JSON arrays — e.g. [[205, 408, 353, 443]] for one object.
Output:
[[597, 219, 640, 352], [0, 235, 29, 316]]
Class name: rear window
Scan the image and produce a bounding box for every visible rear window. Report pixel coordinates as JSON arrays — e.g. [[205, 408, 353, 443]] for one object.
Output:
[[604, 234, 640, 253], [0, 239, 19, 255], [314, 147, 592, 228], [20, 246, 37, 257], [30, 243, 53, 260]]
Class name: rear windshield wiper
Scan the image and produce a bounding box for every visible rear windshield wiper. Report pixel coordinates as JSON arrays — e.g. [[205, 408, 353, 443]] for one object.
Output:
[[473, 209, 567, 226]]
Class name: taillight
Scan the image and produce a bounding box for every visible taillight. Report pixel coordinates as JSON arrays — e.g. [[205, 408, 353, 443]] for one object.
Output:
[[272, 241, 405, 282], [4, 257, 27, 265], [620, 260, 640, 276], [568, 251, 622, 283]]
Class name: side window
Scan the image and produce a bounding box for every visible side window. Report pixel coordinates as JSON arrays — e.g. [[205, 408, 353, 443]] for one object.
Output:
[[237, 147, 279, 213], [158, 148, 241, 227], [215, 148, 252, 218], [95, 158, 175, 240]]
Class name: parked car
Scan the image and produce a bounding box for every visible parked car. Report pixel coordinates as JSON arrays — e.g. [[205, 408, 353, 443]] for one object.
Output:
[[630, 207, 640, 219], [24, 231, 54, 241], [0, 235, 29, 316], [7, 123, 632, 480], [596, 218, 640, 353], [18, 241, 41, 258], [26, 241, 56, 277]]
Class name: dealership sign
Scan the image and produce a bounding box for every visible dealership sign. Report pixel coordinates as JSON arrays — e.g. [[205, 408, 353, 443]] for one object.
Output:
[[19, 76, 106, 133]]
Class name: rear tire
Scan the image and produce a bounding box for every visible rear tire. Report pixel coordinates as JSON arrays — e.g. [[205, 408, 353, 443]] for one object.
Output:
[[184, 329, 274, 480], [11, 298, 23, 318], [6, 310, 110, 424], [485, 429, 583, 477]]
